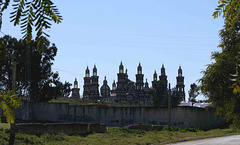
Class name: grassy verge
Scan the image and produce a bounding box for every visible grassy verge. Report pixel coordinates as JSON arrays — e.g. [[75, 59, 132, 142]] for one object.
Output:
[[0, 125, 239, 145]]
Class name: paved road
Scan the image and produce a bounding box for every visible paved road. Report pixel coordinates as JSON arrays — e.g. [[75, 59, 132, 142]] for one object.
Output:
[[168, 135, 240, 145]]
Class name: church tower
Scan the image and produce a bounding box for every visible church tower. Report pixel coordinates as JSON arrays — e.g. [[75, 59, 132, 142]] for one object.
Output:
[[116, 61, 128, 97], [71, 78, 80, 99], [176, 66, 185, 101], [135, 63, 144, 91], [152, 70, 158, 87], [90, 65, 100, 100], [144, 79, 150, 91], [159, 64, 167, 81], [83, 66, 91, 99], [159, 64, 168, 88], [111, 80, 116, 94]]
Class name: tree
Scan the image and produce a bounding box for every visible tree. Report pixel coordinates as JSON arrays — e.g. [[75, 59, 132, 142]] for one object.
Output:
[[0, 90, 22, 124], [150, 80, 181, 106], [199, 0, 240, 129], [151, 80, 168, 106], [188, 83, 198, 102], [0, 35, 72, 101], [0, 0, 62, 49], [171, 87, 181, 106]]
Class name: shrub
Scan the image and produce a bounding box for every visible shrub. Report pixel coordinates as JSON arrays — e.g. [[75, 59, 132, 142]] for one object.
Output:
[[183, 128, 197, 132], [162, 126, 182, 131]]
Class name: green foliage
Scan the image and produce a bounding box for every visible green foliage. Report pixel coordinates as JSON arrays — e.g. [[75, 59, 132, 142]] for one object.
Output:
[[151, 80, 181, 106], [213, 0, 240, 24], [0, 90, 22, 124], [183, 128, 197, 132], [119, 127, 146, 134], [188, 83, 199, 102], [0, 0, 62, 50], [0, 35, 72, 101], [171, 87, 182, 106], [162, 126, 182, 131], [151, 80, 168, 106], [199, 0, 240, 128]]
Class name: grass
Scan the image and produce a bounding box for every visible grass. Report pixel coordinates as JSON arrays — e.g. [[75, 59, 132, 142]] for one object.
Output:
[[0, 124, 239, 145], [0, 123, 10, 130]]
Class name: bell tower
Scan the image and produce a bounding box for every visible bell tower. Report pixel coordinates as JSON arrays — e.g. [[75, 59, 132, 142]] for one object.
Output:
[[176, 65, 185, 101], [159, 64, 167, 81], [83, 66, 91, 99], [116, 61, 128, 97], [136, 63, 144, 91], [90, 65, 99, 100], [152, 70, 158, 87], [72, 78, 80, 99]]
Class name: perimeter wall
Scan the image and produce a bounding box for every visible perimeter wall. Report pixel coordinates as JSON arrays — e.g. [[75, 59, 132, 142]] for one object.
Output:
[[12, 101, 225, 130]]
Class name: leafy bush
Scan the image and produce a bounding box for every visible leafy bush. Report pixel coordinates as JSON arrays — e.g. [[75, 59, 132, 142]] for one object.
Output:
[[162, 126, 182, 131], [16, 133, 44, 144], [41, 133, 69, 142], [183, 128, 197, 132]]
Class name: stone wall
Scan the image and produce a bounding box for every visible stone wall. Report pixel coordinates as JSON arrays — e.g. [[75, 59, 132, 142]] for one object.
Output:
[[14, 102, 225, 130]]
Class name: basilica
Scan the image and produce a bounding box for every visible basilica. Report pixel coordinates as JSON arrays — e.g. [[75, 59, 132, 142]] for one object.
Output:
[[71, 62, 185, 106]]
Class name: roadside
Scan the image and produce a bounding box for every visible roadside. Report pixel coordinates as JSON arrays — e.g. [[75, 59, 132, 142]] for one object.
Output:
[[167, 134, 240, 145]]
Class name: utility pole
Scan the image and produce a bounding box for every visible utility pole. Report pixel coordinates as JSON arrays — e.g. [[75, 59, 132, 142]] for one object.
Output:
[[25, 44, 31, 97], [168, 83, 171, 131], [9, 51, 16, 145]]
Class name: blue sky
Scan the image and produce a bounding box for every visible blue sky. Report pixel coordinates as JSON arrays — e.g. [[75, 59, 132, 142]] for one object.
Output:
[[1, 0, 224, 100]]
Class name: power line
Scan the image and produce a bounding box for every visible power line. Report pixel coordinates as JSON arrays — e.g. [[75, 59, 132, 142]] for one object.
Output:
[[0, 30, 6, 35]]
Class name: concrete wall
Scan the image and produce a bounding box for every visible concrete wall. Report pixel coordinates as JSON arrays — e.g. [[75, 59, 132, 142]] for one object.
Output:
[[15, 102, 224, 130], [15, 123, 106, 135]]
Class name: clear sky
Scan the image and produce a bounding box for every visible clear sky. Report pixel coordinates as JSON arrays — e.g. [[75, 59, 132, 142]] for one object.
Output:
[[1, 0, 224, 100]]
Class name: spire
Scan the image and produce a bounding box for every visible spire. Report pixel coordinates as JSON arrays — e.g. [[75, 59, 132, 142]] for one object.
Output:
[[119, 61, 124, 73], [145, 78, 149, 88], [112, 80, 116, 90], [161, 64, 166, 76], [85, 66, 90, 77], [178, 65, 182, 76], [153, 70, 157, 81], [137, 62, 142, 74], [103, 76, 107, 85], [125, 68, 128, 74], [93, 65, 97, 76], [74, 78, 78, 88]]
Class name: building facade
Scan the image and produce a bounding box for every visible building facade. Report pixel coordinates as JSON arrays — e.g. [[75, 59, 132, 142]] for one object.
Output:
[[79, 62, 185, 105]]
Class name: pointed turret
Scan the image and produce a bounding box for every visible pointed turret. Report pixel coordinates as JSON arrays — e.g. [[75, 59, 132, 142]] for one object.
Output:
[[85, 66, 90, 77], [74, 78, 78, 88], [178, 65, 182, 77], [112, 80, 116, 90], [119, 61, 124, 73], [72, 78, 80, 99], [137, 62, 142, 74], [153, 70, 157, 81], [161, 64, 166, 76], [103, 76, 107, 85], [93, 64, 97, 76], [145, 79, 149, 88]]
